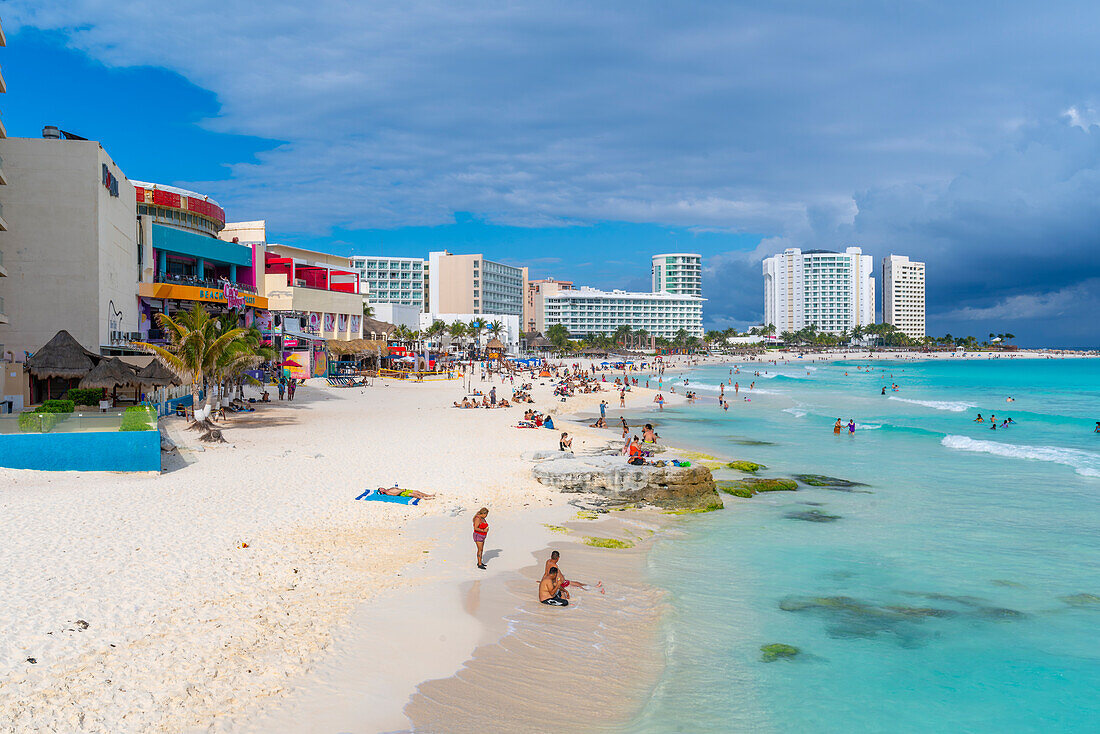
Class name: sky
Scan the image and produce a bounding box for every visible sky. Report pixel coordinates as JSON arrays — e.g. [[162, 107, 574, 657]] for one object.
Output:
[[4, 1, 1100, 347]]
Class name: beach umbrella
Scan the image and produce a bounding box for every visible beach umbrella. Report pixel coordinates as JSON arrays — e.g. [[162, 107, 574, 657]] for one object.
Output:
[[79, 357, 142, 404], [136, 358, 182, 387]]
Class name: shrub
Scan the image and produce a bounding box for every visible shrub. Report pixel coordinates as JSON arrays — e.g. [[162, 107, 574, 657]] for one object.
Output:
[[18, 412, 61, 433], [120, 406, 156, 432], [63, 388, 105, 406], [35, 399, 75, 414]]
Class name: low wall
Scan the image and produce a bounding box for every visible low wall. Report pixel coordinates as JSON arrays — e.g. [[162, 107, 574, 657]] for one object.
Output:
[[0, 430, 161, 472]]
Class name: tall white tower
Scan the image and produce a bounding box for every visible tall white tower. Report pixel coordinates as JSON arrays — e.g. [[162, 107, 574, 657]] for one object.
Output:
[[882, 255, 926, 338], [762, 247, 875, 334], [652, 253, 702, 297]]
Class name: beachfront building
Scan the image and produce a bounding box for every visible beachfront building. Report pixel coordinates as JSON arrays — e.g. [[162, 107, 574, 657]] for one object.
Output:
[[263, 244, 364, 341], [652, 253, 703, 297], [428, 251, 527, 317], [524, 278, 574, 333], [372, 302, 421, 331], [349, 255, 426, 309], [543, 287, 704, 339], [882, 254, 926, 339], [0, 19, 8, 336], [0, 134, 141, 363], [136, 185, 270, 346], [762, 247, 875, 335]]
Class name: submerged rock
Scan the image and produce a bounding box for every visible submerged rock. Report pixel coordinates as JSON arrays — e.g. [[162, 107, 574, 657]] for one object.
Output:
[[532, 453, 722, 511], [717, 478, 798, 497], [730, 438, 776, 446], [727, 460, 766, 473], [784, 509, 841, 523], [760, 643, 800, 662], [1060, 593, 1100, 607], [793, 474, 869, 489]]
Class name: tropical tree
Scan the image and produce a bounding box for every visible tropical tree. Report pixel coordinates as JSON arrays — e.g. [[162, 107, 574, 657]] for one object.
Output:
[[363, 303, 375, 318], [545, 323, 572, 351], [467, 319, 485, 355], [426, 320, 448, 352], [673, 328, 690, 348], [133, 302, 249, 424], [213, 311, 277, 402], [634, 328, 649, 350]]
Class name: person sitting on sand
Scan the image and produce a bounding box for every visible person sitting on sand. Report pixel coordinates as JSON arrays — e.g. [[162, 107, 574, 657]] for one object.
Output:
[[539, 567, 568, 606], [377, 485, 436, 500], [642, 424, 660, 443], [590, 416, 607, 428], [261, 391, 271, 402], [559, 432, 573, 452], [543, 551, 600, 595]]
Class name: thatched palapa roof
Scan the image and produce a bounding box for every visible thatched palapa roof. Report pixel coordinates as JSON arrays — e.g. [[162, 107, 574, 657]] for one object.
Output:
[[137, 358, 182, 386], [485, 337, 506, 351], [25, 330, 102, 379], [327, 338, 389, 356], [79, 357, 140, 389]]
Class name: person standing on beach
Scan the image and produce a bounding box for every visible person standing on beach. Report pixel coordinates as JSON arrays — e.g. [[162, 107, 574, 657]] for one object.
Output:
[[288, 379, 296, 400], [473, 508, 489, 569], [277, 379, 285, 400], [600, 400, 607, 420], [620, 388, 626, 408], [490, 386, 497, 406]]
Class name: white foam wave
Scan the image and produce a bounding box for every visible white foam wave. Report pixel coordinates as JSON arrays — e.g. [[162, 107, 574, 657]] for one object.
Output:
[[857, 423, 882, 430], [941, 435, 1100, 477], [783, 408, 807, 418], [888, 397, 977, 412]]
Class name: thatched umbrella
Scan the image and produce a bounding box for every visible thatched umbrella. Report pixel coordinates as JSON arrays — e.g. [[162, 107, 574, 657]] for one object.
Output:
[[25, 330, 102, 401], [136, 358, 181, 387], [80, 357, 141, 405]]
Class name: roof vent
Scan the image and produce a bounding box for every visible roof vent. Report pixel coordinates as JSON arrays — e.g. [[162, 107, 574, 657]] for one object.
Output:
[[42, 125, 61, 139]]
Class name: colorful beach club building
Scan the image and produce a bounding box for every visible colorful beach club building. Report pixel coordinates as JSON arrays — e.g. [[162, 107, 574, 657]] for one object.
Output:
[[134, 181, 271, 344]]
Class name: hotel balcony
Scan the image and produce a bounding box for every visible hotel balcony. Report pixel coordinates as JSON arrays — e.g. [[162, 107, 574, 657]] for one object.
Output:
[[153, 271, 257, 295], [0, 297, 7, 325], [0, 153, 7, 184], [0, 248, 6, 277], [0, 201, 7, 231]]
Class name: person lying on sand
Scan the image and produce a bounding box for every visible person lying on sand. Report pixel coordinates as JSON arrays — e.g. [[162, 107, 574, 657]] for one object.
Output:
[[539, 567, 568, 606], [377, 485, 436, 500]]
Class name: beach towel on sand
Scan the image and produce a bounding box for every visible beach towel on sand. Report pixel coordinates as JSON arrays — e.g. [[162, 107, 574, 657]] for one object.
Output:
[[355, 489, 420, 505]]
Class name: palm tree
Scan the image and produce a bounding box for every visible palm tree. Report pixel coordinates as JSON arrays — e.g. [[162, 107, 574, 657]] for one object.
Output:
[[673, 328, 690, 348], [488, 319, 506, 346], [545, 323, 572, 351], [132, 302, 249, 423], [363, 303, 375, 318], [634, 328, 649, 350], [448, 320, 468, 355], [212, 311, 275, 404], [427, 320, 448, 352], [467, 319, 485, 355]]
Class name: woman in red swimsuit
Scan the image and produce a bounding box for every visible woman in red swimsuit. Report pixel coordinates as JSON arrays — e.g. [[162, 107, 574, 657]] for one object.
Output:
[[473, 507, 489, 569]]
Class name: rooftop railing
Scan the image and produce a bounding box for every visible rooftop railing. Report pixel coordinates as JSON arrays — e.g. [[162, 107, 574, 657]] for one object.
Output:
[[155, 272, 258, 295]]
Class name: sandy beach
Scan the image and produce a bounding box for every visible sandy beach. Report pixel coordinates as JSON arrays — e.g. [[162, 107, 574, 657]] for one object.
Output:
[[1, 347, 1091, 732], [0, 366, 676, 733]]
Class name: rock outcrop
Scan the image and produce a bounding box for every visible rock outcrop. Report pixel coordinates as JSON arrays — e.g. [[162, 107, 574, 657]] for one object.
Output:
[[530, 452, 722, 511]]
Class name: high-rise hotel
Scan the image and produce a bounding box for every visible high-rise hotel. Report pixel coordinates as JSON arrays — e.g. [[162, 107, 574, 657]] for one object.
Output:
[[763, 247, 875, 334], [882, 254, 926, 338], [652, 253, 702, 296]]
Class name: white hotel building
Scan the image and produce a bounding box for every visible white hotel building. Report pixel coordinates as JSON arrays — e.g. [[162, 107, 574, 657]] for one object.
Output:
[[882, 254, 926, 338], [543, 287, 704, 339], [762, 247, 875, 334], [349, 255, 426, 308]]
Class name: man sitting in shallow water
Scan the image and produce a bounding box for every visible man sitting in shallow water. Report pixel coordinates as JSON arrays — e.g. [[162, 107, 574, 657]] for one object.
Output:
[[539, 567, 568, 606]]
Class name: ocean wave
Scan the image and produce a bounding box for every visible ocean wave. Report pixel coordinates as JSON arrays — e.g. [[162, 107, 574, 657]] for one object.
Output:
[[941, 435, 1100, 477], [857, 423, 883, 430], [888, 397, 977, 412], [783, 408, 807, 418]]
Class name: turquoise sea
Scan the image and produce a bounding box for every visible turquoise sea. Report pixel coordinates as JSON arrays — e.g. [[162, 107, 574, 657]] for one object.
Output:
[[630, 358, 1100, 733]]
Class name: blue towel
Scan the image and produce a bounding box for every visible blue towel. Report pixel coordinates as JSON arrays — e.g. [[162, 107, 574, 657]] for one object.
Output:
[[355, 489, 420, 505]]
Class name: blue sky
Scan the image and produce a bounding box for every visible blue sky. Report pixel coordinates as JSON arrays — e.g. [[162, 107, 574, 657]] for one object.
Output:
[[5, 2, 1100, 346]]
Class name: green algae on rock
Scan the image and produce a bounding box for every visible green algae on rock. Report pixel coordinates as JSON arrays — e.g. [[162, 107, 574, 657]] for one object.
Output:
[[543, 524, 569, 534], [793, 474, 869, 488], [664, 501, 725, 515], [583, 536, 635, 549], [760, 643, 800, 662], [718, 478, 798, 497], [727, 460, 766, 473]]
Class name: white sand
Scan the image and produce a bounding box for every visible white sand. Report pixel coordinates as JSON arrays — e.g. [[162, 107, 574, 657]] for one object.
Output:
[[0, 368, 666, 732]]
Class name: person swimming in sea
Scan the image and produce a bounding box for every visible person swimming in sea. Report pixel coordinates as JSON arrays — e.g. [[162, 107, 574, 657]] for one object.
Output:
[[975, 413, 984, 423], [881, 386, 886, 395]]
